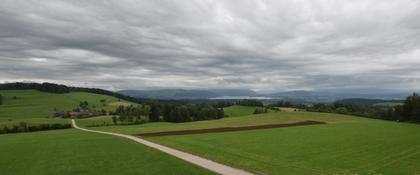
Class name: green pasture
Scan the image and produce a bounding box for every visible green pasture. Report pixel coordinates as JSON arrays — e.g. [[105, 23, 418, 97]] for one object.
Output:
[[223, 105, 266, 117], [0, 129, 214, 175], [0, 90, 135, 121], [80, 111, 366, 135], [149, 119, 420, 175]]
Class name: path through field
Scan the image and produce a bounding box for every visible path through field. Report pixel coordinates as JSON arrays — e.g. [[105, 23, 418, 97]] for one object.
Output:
[[71, 119, 253, 175]]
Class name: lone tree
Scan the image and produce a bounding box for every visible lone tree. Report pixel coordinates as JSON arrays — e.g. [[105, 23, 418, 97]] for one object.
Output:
[[112, 115, 118, 125]]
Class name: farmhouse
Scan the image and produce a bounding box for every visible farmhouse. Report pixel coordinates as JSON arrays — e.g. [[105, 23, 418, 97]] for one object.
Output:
[[51, 111, 105, 118], [68, 111, 104, 118]]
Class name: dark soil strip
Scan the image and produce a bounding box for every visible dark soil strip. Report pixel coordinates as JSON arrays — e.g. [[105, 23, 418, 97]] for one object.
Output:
[[137, 120, 326, 137]]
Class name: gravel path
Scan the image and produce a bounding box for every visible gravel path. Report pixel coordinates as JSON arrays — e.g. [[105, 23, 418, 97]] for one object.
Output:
[[71, 119, 254, 175]]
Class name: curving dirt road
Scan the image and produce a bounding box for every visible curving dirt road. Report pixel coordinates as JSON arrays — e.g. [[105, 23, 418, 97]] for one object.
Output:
[[71, 119, 254, 175]]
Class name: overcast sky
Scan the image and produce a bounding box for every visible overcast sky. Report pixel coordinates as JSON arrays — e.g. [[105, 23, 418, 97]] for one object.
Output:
[[1, 0, 420, 92]]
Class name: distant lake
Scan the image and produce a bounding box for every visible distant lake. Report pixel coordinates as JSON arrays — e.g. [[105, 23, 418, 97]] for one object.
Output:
[[209, 96, 273, 100]]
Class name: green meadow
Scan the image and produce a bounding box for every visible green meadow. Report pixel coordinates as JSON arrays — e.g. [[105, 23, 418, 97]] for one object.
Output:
[[77, 111, 361, 135], [223, 105, 266, 117], [76, 109, 420, 175], [2, 89, 420, 175], [0, 90, 134, 121], [0, 129, 214, 175], [148, 118, 420, 175]]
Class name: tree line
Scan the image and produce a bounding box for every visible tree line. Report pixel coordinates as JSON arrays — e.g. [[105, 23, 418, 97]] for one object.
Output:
[[113, 105, 150, 124], [110, 99, 269, 125], [0, 82, 70, 93], [112, 103, 225, 124], [161, 103, 224, 122], [272, 93, 420, 123], [0, 82, 149, 104], [236, 99, 264, 107], [0, 122, 71, 135], [391, 93, 420, 122]]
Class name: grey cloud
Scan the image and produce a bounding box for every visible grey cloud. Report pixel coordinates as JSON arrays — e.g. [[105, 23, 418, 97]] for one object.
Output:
[[1, 0, 420, 92]]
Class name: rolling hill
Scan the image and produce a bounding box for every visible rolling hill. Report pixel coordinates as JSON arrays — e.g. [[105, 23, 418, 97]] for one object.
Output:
[[118, 88, 258, 99], [335, 98, 404, 106], [266, 90, 409, 102], [119, 88, 411, 102], [0, 89, 134, 121], [119, 89, 219, 99]]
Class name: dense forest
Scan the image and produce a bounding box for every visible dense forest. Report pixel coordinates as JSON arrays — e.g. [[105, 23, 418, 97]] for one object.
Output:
[[114, 103, 225, 124], [113, 105, 150, 124]]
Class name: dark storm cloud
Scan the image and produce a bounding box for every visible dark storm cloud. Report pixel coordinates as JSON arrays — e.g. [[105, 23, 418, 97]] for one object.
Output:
[[1, 0, 420, 92]]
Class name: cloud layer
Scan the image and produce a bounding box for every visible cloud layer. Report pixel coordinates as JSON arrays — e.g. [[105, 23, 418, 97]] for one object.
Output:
[[1, 0, 420, 92]]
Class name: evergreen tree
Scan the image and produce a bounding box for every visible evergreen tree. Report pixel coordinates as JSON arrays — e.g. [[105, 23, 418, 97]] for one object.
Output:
[[401, 93, 420, 121], [217, 108, 224, 119], [163, 104, 172, 122], [149, 105, 160, 122], [112, 116, 118, 124]]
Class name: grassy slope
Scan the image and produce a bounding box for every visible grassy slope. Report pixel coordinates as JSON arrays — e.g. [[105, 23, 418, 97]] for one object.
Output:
[[0, 90, 134, 121], [0, 129, 214, 175], [76, 115, 115, 126], [80, 111, 365, 135], [279, 107, 300, 112], [223, 105, 264, 117], [148, 118, 420, 175]]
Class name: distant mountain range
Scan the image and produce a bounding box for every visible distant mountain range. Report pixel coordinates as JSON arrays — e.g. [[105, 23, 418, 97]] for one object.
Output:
[[334, 98, 403, 106], [119, 89, 218, 99], [118, 89, 257, 100], [264, 90, 409, 102], [118, 88, 413, 102]]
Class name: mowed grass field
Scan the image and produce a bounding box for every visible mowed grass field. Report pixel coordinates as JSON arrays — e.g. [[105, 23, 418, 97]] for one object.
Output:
[[3, 89, 420, 174], [0, 90, 134, 121], [146, 116, 420, 174], [0, 129, 214, 175], [78, 110, 420, 174], [223, 105, 266, 117], [78, 111, 360, 135]]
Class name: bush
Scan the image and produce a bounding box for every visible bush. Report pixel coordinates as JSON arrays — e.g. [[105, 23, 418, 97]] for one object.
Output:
[[0, 123, 72, 135], [253, 108, 269, 114], [335, 107, 348, 114]]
